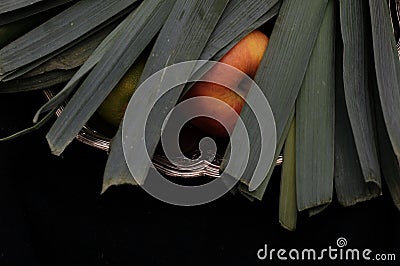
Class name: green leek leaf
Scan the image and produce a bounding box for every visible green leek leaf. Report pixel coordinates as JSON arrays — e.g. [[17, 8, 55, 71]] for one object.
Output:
[[0, 0, 137, 78], [46, 0, 176, 156], [279, 118, 297, 231], [369, 0, 400, 166], [296, 0, 335, 212], [237, 0, 329, 200], [339, 0, 382, 188], [103, 0, 229, 189]]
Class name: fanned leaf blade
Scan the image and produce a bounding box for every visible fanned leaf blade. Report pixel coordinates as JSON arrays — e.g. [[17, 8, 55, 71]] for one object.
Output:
[[0, 70, 76, 93], [46, 0, 177, 156], [212, 3, 280, 62], [0, 0, 137, 76], [339, 0, 381, 187], [236, 0, 329, 200], [103, 0, 280, 189], [376, 110, 400, 211], [103, 0, 229, 188], [0, 0, 43, 13], [180, 0, 281, 99], [0, 22, 115, 93], [295, 0, 335, 212], [102, 124, 137, 192], [0, 6, 132, 82], [369, 0, 400, 165], [0, 7, 57, 48], [33, 6, 142, 121], [371, 67, 400, 211], [334, 21, 381, 206], [0, 0, 74, 25], [200, 0, 280, 61], [279, 118, 297, 231]]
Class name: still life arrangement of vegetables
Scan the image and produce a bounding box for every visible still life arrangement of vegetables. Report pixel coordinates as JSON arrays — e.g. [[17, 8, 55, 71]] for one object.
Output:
[[0, 0, 399, 231]]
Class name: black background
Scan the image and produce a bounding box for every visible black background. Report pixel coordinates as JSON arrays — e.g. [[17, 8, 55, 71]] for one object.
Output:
[[0, 91, 399, 266]]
